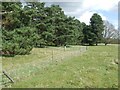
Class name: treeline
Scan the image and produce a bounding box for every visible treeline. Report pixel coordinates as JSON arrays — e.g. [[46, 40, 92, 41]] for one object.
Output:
[[1, 2, 105, 56]]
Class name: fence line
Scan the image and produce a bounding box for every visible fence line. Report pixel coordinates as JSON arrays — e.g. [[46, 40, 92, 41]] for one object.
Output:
[[2, 46, 88, 86]]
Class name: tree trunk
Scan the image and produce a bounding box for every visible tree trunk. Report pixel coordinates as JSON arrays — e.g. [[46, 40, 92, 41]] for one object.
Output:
[[105, 43, 107, 46], [96, 42, 98, 46]]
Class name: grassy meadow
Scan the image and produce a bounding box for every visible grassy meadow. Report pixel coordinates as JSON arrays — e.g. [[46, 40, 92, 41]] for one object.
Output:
[[2, 44, 118, 88]]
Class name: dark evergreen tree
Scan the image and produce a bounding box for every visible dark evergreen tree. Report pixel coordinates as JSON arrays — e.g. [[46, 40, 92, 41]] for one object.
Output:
[[82, 25, 96, 45], [1, 2, 37, 56], [90, 13, 104, 45]]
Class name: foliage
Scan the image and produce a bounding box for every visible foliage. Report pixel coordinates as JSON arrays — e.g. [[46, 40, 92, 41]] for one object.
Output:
[[2, 2, 22, 30], [82, 25, 96, 45], [2, 27, 37, 55], [1, 2, 108, 55], [90, 13, 104, 45]]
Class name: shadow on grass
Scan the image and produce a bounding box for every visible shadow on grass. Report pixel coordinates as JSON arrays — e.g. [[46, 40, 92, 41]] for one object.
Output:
[[82, 44, 107, 46], [0, 51, 33, 58], [0, 54, 15, 57]]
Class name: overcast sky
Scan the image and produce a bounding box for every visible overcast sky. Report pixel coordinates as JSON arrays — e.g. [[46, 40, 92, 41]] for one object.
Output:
[[42, 0, 118, 29]]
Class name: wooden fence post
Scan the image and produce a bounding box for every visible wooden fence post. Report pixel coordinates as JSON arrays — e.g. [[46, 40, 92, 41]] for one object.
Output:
[[3, 70, 14, 83]]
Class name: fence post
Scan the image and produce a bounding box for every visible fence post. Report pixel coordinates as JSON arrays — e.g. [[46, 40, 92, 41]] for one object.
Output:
[[52, 50, 53, 61], [86, 46, 87, 50], [64, 46, 66, 51], [3, 70, 14, 83]]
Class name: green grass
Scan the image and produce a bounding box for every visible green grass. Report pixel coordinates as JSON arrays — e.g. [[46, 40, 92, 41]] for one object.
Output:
[[2, 44, 118, 88]]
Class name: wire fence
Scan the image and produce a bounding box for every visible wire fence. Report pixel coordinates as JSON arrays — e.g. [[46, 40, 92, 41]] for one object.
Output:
[[1, 46, 88, 87]]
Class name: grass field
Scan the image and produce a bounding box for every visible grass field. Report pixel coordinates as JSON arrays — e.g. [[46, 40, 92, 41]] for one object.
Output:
[[2, 44, 118, 88]]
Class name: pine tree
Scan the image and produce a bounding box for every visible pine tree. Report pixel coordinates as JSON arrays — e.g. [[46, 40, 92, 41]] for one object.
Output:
[[90, 13, 104, 45]]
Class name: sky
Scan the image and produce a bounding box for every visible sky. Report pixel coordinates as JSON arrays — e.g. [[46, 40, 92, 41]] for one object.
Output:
[[21, 0, 119, 29], [42, 0, 119, 29]]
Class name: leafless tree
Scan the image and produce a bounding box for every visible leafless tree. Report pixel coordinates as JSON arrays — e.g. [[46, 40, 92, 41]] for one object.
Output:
[[103, 20, 118, 45]]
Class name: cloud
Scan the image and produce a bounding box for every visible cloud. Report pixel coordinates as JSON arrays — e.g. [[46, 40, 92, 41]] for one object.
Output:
[[45, 2, 82, 12], [45, 0, 119, 14], [82, 0, 118, 11], [77, 11, 107, 25], [44, 0, 118, 28], [45, 0, 118, 18]]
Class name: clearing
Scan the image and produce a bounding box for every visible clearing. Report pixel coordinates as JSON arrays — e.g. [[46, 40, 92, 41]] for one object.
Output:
[[2, 45, 118, 88]]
